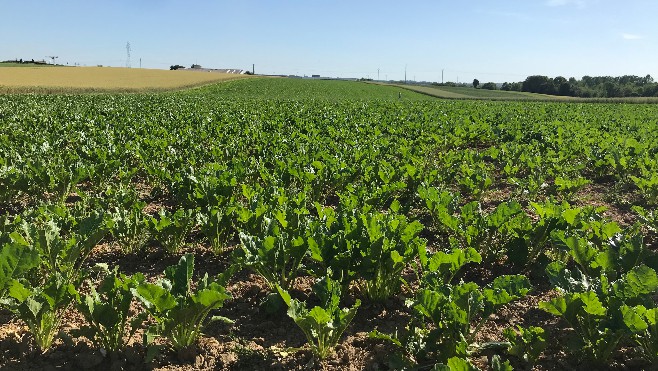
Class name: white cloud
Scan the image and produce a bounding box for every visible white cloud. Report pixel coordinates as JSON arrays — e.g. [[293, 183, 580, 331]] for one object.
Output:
[[546, 0, 587, 8], [622, 33, 643, 40]]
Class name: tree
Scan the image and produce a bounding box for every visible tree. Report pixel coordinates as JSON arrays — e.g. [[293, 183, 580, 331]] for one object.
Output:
[[557, 81, 573, 96], [603, 81, 619, 97], [502, 82, 522, 91], [581, 75, 594, 87], [553, 76, 572, 96], [481, 82, 497, 90], [522, 75, 554, 94], [643, 74, 654, 84], [473, 79, 480, 88], [643, 84, 658, 97], [553, 76, 567, 86]]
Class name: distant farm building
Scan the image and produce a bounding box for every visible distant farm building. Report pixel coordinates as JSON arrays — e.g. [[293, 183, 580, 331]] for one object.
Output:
[[183, 65, 248, 74]]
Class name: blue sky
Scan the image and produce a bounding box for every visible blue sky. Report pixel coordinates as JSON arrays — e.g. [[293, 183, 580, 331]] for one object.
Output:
[[1, 0, 656, 83]]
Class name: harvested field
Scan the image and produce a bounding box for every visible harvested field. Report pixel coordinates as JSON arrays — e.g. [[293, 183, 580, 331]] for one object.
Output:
[[0, 67, 252, 93]]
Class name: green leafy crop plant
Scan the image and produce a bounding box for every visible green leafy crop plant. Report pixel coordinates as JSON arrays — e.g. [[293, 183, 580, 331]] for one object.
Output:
[[355, 200, 427, 302], [132, 254, 233, 361], [541, 224, 658, 363], [74, 266, 147, 354], [278, 272, 360, 359], [150, 208, 196, 254], [236, 186, 310, 291], [6, 273, 76, 351]]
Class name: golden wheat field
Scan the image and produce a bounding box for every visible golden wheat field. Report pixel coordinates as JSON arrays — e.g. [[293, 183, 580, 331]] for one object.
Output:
[[0, 66, 251, 93]]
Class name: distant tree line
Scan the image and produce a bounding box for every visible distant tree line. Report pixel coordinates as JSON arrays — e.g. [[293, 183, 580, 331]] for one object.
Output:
[[500, 74, 658, 98], [3, 58, 45, 65]]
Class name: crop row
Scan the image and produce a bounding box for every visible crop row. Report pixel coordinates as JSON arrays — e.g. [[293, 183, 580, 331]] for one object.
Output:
[[2, 93, 658, 208]]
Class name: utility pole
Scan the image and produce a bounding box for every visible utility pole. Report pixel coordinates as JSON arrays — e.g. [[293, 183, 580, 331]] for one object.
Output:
[[442, 69, 444, 84], [404, 64, 407, 84], [378, 68, 380, 81]]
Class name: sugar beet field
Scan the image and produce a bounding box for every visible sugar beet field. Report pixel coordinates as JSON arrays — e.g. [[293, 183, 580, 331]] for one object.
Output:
[[1, 78, 658, 370]]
